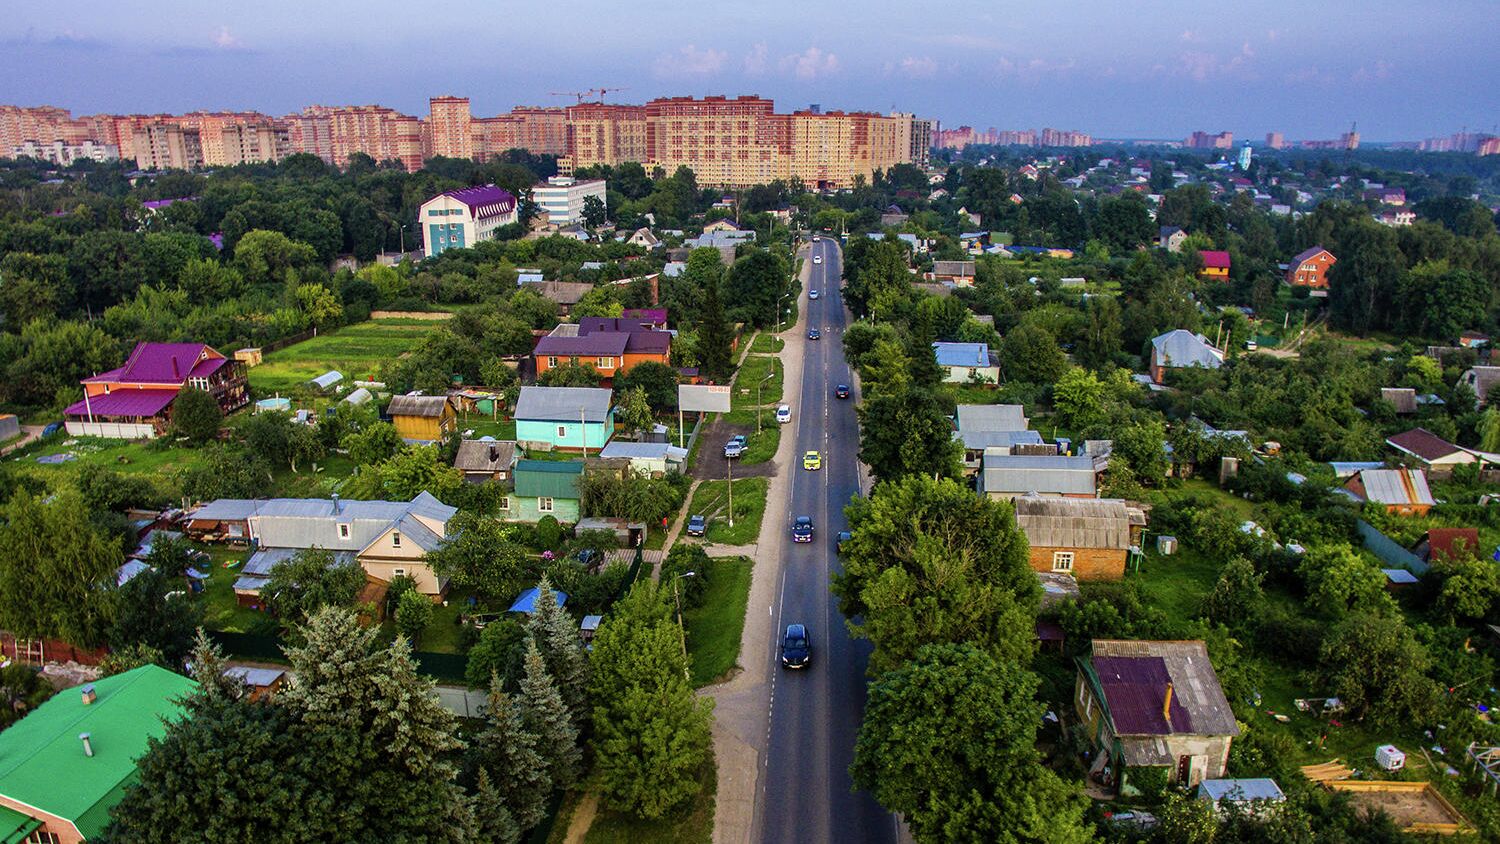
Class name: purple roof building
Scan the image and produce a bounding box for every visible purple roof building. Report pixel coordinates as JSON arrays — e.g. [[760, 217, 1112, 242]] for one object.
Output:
[[65, 342, 249, 439], [418, 184, 519, 258]]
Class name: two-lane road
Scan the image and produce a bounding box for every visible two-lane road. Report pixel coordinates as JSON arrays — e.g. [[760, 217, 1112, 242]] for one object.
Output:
[[757, 240, 896, 844]]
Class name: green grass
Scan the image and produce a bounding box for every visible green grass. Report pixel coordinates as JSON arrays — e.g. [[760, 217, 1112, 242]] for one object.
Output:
[[749, 333, 785, 354], [736, 423, 780, 465], [1123, 546, 1222, 620], [457, 417, 517, 441], [682, 556, 754, 686], [686, 478, 768, 546], [247, 319, 435, 395], [730, 355, 783, 412], [199, 545, 279, 635], [583, 757, 716, 844]]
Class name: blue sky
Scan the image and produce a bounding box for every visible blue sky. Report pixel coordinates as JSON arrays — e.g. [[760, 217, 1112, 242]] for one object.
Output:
[[2, 1, 1496, 141]]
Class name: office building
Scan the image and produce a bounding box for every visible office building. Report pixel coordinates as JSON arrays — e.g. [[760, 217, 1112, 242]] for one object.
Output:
[[419, 183, 518, 257], [534, 175, 607, 226]]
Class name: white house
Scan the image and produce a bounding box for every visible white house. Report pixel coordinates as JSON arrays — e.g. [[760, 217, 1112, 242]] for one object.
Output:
[[932, 342, 999, 384], [420, 184, 517, 257], [534, 176, 607, 227]]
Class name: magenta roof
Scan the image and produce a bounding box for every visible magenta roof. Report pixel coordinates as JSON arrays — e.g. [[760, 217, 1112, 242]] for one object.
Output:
[[1093, 655, 1193, 735], [65, 389, 179, 418], [84, 343, 225, 385], [535, 333, 630, 357], [140, 196, 197, 211], [1199, 250, 1231, 269], [624, 332, 671, 355], [623, 308, 667, 323], [579, 317, 660, 334], [442, 184, 517, 221]]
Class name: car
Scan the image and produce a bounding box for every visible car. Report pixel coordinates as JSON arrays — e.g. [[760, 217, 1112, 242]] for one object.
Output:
[[803, 450, 822, 470], [807, 328, 821, 340], [686, 514, 707, 536], [1245, 339, 1259, 351], [809, 289, 819, 299], [813, 255, 823, 264], [730, 434, 747, 449], [781, 623, 811, 668], [835, 384, 850, 399], [775, 404, 791, 424], [723, 439, 745, 459], [792, 516, 813, 542], [812, 234, 820, 242], [836, 530, 852, 553], [574, 548, 604, 569]]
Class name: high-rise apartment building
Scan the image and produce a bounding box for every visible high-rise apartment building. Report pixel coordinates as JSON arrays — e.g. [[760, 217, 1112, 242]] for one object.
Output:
[[12, 139, 118, 165], [473, 106, 569, 159], [1186, 130, 1234, 149], [302, 105, 423, 171], [427, 96, 473, 159], [131, 124, 204, 170], [564, 103, 649, 172], [1265, 132, 1286, 149]]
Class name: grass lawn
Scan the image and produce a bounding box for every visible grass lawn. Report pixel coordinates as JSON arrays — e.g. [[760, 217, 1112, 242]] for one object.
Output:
[[686, 478, 768, 547], [247, 319, 435, 395], [412, 595, 467, 653], [946, 385, 1011, 407], [16, 435, 213, 477], [737, 423, 780, 465], [749, 333, 784, 354], [682, 556, 754, 686], [1122, 546, 1221, 621], [583, 757, 716, 844], [457, 417, 517, 441], [730, 355, 783, 412], [199, 545, 279, 635]]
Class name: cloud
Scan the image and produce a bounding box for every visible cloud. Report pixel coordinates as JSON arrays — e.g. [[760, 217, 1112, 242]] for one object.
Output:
[[1179, 30, 1199, 42], [652, 45, 727, 78], [895, 56, 937, 79], [1176, 41, 1255, 81], [1352, 60, 1392, 82], [780, 47, 839, 80], [743, 42, 768, 76], [993, 55, 1077, 81], [212, 26, 241, 50]]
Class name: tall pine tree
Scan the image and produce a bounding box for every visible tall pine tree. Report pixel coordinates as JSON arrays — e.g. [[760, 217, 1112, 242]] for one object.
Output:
[[695, 277, 735, 382], [526, 577, 590, 728], [519, 637, 583, 791], [466, 675, 552, 832], [469, 769, 522, 844]]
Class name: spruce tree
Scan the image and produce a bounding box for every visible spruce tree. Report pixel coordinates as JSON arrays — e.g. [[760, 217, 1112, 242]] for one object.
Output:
[[519, 637, 583, 790], [695, 277, 735, 381], [470, 769, 522, 844], [526, 578, 590, 728], [467, 675, 552, 831], [186, 626, 243, 701]]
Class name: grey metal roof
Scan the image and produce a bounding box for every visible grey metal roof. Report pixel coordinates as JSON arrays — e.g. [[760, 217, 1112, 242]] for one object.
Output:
[[1354, 468, 1435, 506], [223, 666, 287, 688], [1151, 330, 1224, 370], [981, 454, 1097, 496], [956, 404, 1028, 433], [932, 342, 992, 368], [514, 386, 613, 423], [1329, 461, 1386, 478], [954, 429, 1044, 451], [1198, 778, 1285, 803], [386, 394, 451, 418], [201, 494, 456, 555], [454, 439, 517, 473], [189, 499, 260, 522], [932, 260, 975, 276], [598, 441, 688, 461], [1014, 497, 1132, 550]]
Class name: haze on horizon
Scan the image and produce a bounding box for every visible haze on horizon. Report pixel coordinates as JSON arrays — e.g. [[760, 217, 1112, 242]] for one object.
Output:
[[1, 0, 1495, 143]]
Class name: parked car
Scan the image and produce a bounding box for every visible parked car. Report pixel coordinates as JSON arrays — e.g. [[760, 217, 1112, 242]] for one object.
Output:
[[812, 234, 820, 242], [792, 516, 813, 543], [781, 623, 811, 668], [775, 404, 792, 424], [723, 436, 746, 459], [835, 384, 850, 399], [803, 450, 822, 470], [836, 530, 852, 553], [807, 328, 821, 340], [809, 289, 819, 299], [573, 548, 604, 569], [687, 514, 707, 536]]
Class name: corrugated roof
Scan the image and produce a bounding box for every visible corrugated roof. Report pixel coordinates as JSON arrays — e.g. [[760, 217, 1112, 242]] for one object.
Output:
[[956, 404, 1028, 433], [1386, 427, 1464, 462], [932, 260, 975, 276], [932, 342, 991, 368], [438, 184, 517, 220], [386, 394, 451, 418], [599, 441, 681, 460], [82, 342, 224, 385], [534, 333, 630, 357], [514, 386, 613, 423], [981, 454, 1097, 496], [65, 389, 179, 418], [1381, 387, 1417, 414], [514, 459, 584, 499], [1199, 250, 1231, 269], [1198, 778, 1285, 803], [1353, 468, 1435, 506], [223, 666, 287, 688], [196, 494, 454, 553], [1015, 497, 1132, 550], [1090, 639, 1238, 740], [454, 439, 516, 473], [1152, 329, 1224, 370], [955, 429, 1044, 451]]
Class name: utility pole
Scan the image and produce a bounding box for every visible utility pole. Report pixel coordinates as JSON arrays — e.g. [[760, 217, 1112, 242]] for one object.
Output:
[[727, 448, 734, 528], [673, 572, 696, 681], [757, 370, 775, 434]]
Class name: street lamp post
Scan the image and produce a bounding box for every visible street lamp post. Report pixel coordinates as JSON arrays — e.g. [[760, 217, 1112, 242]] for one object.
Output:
[[726, 447, 734, 529], [673, 571, 697, 680], [757, 370, 775, 435], [399, 224, 407, 255]]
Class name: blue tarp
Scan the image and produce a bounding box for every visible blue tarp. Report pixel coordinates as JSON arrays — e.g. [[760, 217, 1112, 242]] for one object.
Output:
[[508, 587, 569, 614]]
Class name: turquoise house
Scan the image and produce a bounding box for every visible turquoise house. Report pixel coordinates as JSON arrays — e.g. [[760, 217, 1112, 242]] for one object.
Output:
[[514, 386, 616, 452], [509, 459, 584, 523]]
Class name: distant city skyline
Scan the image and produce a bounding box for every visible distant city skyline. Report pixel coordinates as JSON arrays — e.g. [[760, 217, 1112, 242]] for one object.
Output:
[[1, 0, 1496, 142]]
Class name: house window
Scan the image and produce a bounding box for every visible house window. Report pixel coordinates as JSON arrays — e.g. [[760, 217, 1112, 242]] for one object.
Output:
[[597, 356, 615, 369], [338, 523, 350, 539], [26, 832, 61, 844], [1052, 551, 1075, 572], [539, 497, 555, 513], [499, 496, 510, 511], [391, 532, 402, 548], [557, 425, 568, 438], [392, 567, 407, 577], [547, 356, 558, 368]]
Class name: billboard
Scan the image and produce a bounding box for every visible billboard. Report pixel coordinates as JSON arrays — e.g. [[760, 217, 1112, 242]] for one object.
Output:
[[678, 384, 732, 414]]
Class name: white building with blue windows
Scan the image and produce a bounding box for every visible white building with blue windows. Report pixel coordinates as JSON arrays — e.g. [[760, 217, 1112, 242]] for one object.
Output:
[[533, 176, 607, 227], [419, 184, 517, 257]]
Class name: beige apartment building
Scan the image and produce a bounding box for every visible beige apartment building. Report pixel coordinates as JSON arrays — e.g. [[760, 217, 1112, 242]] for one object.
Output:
[[427, 95, 473, 159], [474, 106, 570, 158], [131, 123, 204, 170]]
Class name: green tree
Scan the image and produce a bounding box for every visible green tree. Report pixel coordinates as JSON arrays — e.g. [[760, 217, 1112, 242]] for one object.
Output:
[[1052, 367, 1108, 430], [1432, 553, 1500, 622], [1319, 611, 1438, 727], [614, 360, 679, 411], [395, 589, 434, 645], [0, 663, 54, 729], [469, 769, 521, 844], [832, 476, 1040, 675], [465, 618, 528, 690], [695, 276, 735, 381], [0, 488, 119, 648], [581, 194, 608, 228], [260, 547, 365, 624], [378, 444, 463, 501], [617, 385, 654, 432], [171, 386, 222, 443], [342, 420, 403, 467], [723, 248, 788, 329], [851, 644, 1092, 844], [109, 569, 203, 665], [526, 578, 590, 727], [1298, 543, 1388, 616], [425, 512, 530, 600], [1000, 323, 1067, 384], [1201, 557, 1265, 629], [467, 677, 551, 832], [519, 637, 582, 790], [294, 282, 343, 328], [232, 229, 318, 289], [590, 581, 714, 819], [1075, 295, 1124, 370], [857, 387, 963, 485]]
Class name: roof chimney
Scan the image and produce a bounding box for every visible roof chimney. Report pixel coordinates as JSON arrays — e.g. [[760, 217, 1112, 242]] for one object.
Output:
[[171, 355, 180, 380], [1162, 682, 1175, 726], [80, 684, 96, 706], [331, 494, 341, 515], [489, 444, 498, 462], [79, 732, 93, 757]]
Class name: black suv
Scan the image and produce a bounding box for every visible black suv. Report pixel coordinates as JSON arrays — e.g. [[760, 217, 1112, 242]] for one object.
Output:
[[791, 516, 813, 543], [781, 623, 811, 668]]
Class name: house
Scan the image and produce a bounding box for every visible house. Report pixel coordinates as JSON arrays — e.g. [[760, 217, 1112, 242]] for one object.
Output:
[[930, 260, 977, 286], [419, 184, 517, 257], [1149, 330, 1225, 384], [223, 666, 289, 702], [453, 439, 517, 483], [952, 403, 1038, 471], [1159, 226, 1187, 252], [1285, 246, 1336, 290], [1380, 387, 1418, 414], [1459, 331, 1490, 349], [527, 281, 595, 316], [514, 386, 615, 452], [979, 453, 1100, 499], [622, 308, 669, 330], [1198, 779, 1285, 814], [0, 665, 196, 843], [1386, 427, 1478, 476], [597, 440, 687, 477], [1075, 639, 1239, 790], [702, 218, 744, 234], [1013, 496, 1146, 581], [533, 332, 631, 382], [1344, 468, 1435, 517], [932, 342, 1000, 384], [577, 317, 673, 371], [626, 228, 660, 249], [1459, 366, 1500, 406], [385, 394, 456, 444], [191, 492, 456, 597], [65, 342, 249, 439], [1198, 250, 1231, 280], [509, 459, 584, 523]]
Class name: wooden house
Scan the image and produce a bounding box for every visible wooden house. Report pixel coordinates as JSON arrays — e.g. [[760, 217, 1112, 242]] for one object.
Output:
[[386, 394, 457, 444]]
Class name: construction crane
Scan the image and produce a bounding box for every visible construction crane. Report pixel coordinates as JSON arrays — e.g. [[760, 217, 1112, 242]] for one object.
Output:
[[548, 90, 595, 104], [593, 86, 628, 103]]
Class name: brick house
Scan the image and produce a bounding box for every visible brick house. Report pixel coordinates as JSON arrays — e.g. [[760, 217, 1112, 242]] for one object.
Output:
[[1285, 246, 1336, 290], [1013, 496, 1146, 580]]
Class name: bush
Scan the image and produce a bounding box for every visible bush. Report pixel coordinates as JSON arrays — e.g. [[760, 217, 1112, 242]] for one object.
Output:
[[660, 544, 711, 609], [1124, 765, 1170, 803], [395, 589, 434, 645], [535, 516, 562, 550], [465, 618, 527, 690]]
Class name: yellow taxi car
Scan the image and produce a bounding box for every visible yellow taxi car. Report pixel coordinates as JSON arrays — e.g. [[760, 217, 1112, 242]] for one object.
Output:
[[803, 450, 822, 470]]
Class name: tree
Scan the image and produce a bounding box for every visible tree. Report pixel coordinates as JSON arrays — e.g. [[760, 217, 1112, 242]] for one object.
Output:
[[590, 581, 714, 819], [0, 663, 54, 729], [695, 276, 735, 381], [231, 229, 318, 289], [519, 637, 582, 790], [467, 677, 550, 833], [395, 588, 434, 645], [0, 488, 119, 648], [851, 644, 1092, 844], [724, 249, 789, 329], [1202, 557, 1265, 629], [614, 360, 679, 411], [832, 476, 1040, 675], [526, 579, 590, 725], [1000, 323, 1067, 383], [294, 282, 343, 328], [1319, 612, 1438, 727], [342, 420, 403, 467], [581, 194, 608, 228], [1298, 543, 1388, 616], [857, 388, 963, 485], [1075, 295, 1123, 370], [469, 769, 522, 844], [109, 569, 203, 665], [377, 443, 463, 501], [185, 627, 247, 702], [537, 360, 604, 387], [171, 386, 222, 443], [617, 385, 654, 432], [465, 618, 528, 690], [1051, 367, 1108, 430], [1096, 193, 1156, 253], [1432, 553, 1500, 622], [260, 548, 365, 624], [425, 512, 531, 600]]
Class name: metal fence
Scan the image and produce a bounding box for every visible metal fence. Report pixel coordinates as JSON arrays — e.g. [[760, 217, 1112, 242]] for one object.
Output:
[[1356, 519, 1428, 574]]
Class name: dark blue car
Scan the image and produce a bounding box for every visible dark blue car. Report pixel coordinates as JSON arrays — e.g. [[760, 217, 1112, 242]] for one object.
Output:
[[781, 623, 810, 669], [792, 516, 813, 543]]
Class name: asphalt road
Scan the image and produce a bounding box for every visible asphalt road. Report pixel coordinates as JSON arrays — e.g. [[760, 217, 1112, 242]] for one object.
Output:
[[757, 240, 897, 844]]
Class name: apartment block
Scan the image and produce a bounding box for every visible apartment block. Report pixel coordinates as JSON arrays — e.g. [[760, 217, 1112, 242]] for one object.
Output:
[[473, 106, 569, 159], [302, 105, 424, 171], [533, 175, 607, 226], [564, 102, 650, 172], [1265, 131, 1286, 149], [427, 95, 473, 159], [131, 123, 204, 170], [1186, 130, 1234, 150], [12, 139, 119, 165]]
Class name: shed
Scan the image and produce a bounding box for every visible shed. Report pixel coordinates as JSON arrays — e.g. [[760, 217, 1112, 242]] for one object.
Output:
[[386, 394, 456, 444], [223, 666, 288, 701], [1344, 468, 1435, 516], [233, 347, 263, 367], [453, 439, 517, 483], [1013, 496, 1141, 580], [1198, 778, 1285, 809], [1381, 387, 1417, 414]]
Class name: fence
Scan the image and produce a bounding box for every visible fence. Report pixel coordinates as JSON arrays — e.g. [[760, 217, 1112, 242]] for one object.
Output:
[[1356, 519, 1428, 574], [209, 629, 471, 682]]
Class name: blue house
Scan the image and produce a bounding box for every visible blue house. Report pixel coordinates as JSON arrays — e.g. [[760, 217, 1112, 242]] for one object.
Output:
[[514, 386, 615, 452]]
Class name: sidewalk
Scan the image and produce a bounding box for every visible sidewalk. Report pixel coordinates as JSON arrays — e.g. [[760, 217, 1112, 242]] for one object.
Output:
[[704, 247, 811, 844]]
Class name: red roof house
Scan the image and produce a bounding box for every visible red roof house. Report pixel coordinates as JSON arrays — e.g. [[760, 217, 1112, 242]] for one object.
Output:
[[65, 342, 247, 439], [1285, 246, 1337, 290], [1385, 427, 1478, 476], [1198, 250, 1231, 280]]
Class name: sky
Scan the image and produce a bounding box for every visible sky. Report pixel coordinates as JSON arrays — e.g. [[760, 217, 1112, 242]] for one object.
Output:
[[1, 1, 1497, 142]]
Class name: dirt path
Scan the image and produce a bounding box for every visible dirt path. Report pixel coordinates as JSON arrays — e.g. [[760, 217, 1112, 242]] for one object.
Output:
[[561, 792, 599, 844]]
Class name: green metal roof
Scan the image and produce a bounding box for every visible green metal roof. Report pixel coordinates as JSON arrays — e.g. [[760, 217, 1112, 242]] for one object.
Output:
[[0, 665, 196, 840], [0, 805, 40, 844], [514, 459, 583, 499]]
